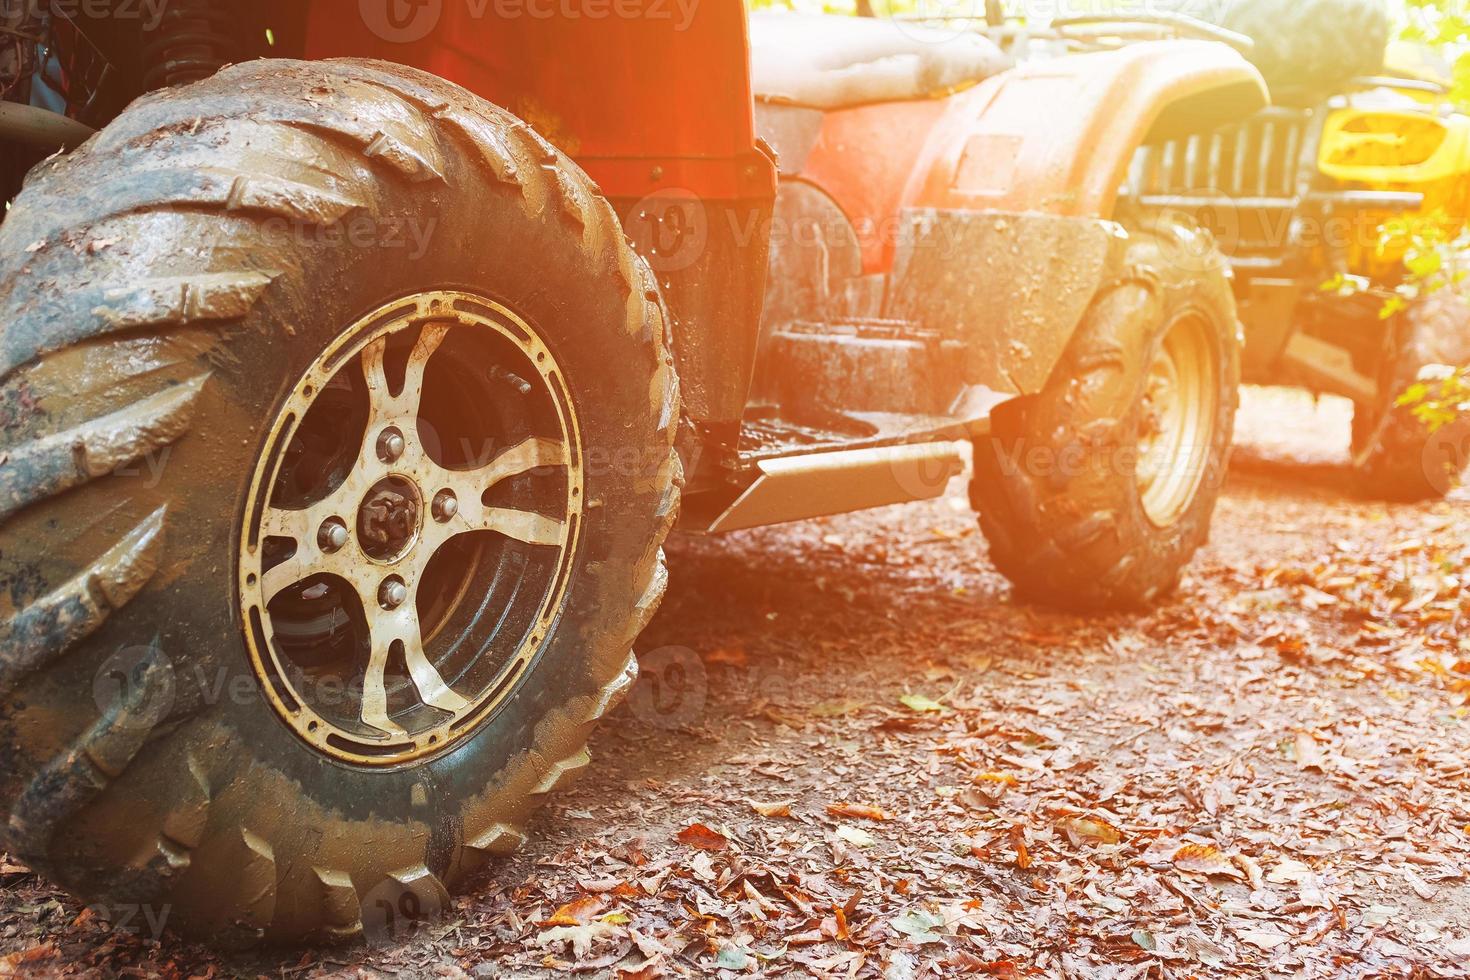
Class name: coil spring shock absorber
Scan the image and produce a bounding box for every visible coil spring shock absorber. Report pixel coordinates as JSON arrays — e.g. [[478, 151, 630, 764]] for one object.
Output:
[[141, 0, 239, 90]]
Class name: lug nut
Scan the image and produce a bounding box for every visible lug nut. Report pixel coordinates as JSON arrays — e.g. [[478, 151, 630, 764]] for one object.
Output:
[[379, 578, 409, 610], [433, 490, 458, 523], [317, 518, 349, 553], [377, 428, 406, 463]]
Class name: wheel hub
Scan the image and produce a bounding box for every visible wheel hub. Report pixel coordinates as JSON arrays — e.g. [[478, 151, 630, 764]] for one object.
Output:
[[1136, 311, 1219, 528], [358, 476, 422, 562], [237, 291, 584, 766]]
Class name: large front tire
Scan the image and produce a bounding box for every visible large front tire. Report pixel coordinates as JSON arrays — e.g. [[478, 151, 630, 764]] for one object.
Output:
[[0, 60, 679, 945], [971, 219, 1242, 611]]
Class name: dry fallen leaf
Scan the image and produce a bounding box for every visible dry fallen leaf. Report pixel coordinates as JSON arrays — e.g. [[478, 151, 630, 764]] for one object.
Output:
[[1140, 837, 1185, 864], [0, 944, 57, 977], [836, 825, 875, 848], [703, 647, 748, 667], [1174, 844, 1246, 880], [1057, 815, 1122, 845], [749, 800, 793, 818], [1233, 853, 1265, 890], [688, 852, 716, 882], [676, 823, 729, 851], [1268, 858, 1313, 885], [899, 693, 945, 714], [1010, 826, 1032, 869], [827, 802, 892, 822], [533, 922, 623, 958], [809, 699, 866, 718], [1294, 731, 1328, 772], [541, 896, 603, 927], [1402, 865, 1438, 900], [1238, 926, 1290, 951]]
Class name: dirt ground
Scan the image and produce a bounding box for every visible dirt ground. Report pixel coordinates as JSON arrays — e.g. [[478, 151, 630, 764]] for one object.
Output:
[[3, 388, 1469, 979]]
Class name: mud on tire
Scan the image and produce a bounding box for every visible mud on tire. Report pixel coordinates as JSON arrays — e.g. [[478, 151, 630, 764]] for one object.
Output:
[[1351, 287, 1470, 501], [0, 59, 679, 945], [971, 217, 1242, 611]]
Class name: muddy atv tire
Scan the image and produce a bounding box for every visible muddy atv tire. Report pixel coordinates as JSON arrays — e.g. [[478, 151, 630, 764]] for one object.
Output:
[[1160, 0, 1389, 104], [971, 218, 1241, 611], [1351, 288, 1470, 501], [0, 59, 679, 946]]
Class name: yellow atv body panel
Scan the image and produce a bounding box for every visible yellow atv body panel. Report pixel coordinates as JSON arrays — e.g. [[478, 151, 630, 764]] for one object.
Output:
[[1319, 103, 1470, 278]]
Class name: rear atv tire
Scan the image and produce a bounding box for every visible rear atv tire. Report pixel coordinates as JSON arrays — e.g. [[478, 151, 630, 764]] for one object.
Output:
[[1351, 288, 1470, 501], [0, 59, 679, 946], [1159, 0, 1389, 103], [971, 218, 1241, 611]]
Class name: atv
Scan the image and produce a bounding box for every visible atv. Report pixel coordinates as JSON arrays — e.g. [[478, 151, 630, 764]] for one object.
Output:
[[1122, 0, 1470, 499], [0, 1, 1264, 945]]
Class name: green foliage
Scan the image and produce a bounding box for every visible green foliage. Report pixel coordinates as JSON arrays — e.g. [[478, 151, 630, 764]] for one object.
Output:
[[1397, 364, 1470, 431], [1387, 214, 1470, 299], [1395, 0, 1470, 103], [1397, 0, 1470, 48], [1374, 7, 1470, 425]]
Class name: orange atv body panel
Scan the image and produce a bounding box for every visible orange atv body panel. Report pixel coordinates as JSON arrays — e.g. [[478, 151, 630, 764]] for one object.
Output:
[[298, 0, 776, 203], [792, 98, 951, 275], [794, 40, 1267, 272]]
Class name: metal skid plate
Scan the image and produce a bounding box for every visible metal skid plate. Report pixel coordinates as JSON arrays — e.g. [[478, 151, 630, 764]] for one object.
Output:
[[704, 442, 965, 534]]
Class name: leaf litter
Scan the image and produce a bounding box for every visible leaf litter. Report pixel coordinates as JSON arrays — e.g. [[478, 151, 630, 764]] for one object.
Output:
[[1, 391, 1467, 977]]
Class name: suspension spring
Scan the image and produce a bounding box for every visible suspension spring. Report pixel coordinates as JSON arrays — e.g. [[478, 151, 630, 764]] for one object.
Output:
[[141, 0, 238, 90]]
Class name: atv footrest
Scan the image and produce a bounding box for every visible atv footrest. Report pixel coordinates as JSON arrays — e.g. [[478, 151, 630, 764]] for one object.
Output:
[[767, 320, 966, 417], [737, 383, 1009, 466]]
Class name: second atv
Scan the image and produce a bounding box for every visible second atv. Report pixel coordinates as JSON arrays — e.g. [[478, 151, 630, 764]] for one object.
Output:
[[1124, 0, 1470, 499]]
